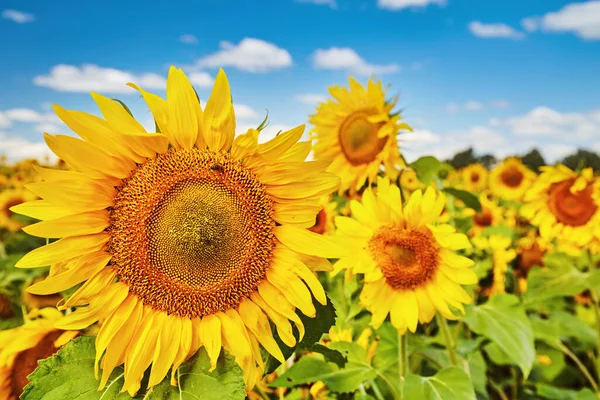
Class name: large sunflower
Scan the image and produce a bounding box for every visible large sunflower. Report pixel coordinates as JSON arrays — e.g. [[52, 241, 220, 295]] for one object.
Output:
[[521, 165, 599, 246], [310, 78, 411, 192], [0, 308, 78, 399], [12, 67, 340, 395], [0, 189, 34, 232], [489, 157, 535, 201], [329, 178, 477, 333]]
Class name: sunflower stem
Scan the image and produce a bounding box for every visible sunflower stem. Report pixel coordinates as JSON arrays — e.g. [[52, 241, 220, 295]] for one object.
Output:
[[437, 313, 460, 366], [591, 290, 600, 389], [398, 331, 408, 400]]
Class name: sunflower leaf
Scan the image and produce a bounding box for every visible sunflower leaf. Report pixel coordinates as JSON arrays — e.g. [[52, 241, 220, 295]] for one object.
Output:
[[410, 156, 442, 185], [21, 336, 130, 400], [463, 294, 535, 378], [403, 367, 476, 400], [442, 187, 482, 212]]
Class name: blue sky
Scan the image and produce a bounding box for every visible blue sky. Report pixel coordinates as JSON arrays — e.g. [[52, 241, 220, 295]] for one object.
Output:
[[1, 0, 599, 162]]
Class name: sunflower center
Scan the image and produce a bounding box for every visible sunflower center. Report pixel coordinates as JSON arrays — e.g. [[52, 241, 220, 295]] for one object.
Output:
[[308, 208, 328, 234], [109, 149, 276, 318], [338, 110, 388, 166], [500, 167, 524, 188], [369, 225, 439, 290], [471, 173, 480, 183], [473, 209, 493, 227], [10, 330, 63, 397], [548, 179, 597, 227]]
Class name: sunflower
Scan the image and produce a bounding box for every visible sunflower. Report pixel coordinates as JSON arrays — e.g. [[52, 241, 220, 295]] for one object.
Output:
[[310, 77, 411, 192], [489, 157, 535, 201], [472, 235, 516, 296], [463, 193, 505, 237], [0, 308, 79, 399], [521, 165, 599, 246], [460, 163, 488, 193], [12, 67, 340, 396], [330, 178, 477, 333], [308, 196, 338, 235], [0, 189, 34, 232], [400, 168, 423, 192]]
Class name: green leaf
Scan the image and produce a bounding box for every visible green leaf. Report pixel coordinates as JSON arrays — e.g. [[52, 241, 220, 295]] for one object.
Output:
[[480, 225, 516, 238], [410, 156, 442, 185], [22, 336, 246, 400], [22, 336, 130, 400], [265, 294, 337, 373], [403, 367, 476, 400], [443, 188, 482, 212], [467, 351, 488, 396], [146, 347, 246, 399], [533, 383, 597, 400], [269, 354, 376, 393], [525, 253, 589, 304], [463, 294, 535, 377], [310, 343, 348, 368]]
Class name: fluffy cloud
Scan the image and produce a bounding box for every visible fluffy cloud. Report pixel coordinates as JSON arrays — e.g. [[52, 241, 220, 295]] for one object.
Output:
[[34, 64, 166, 94], [377, 0, 445, 11], [464, 101, 484, 111], [187, 72, 213, 88], [235, 104, 260, 120], [312, 47, 399, 76], [468, 21, 525, 39], [522, 1, 600, 40], [2, 9, 34, 23], [195, 38, 292, 73], [179, 34, 198, 45], [0, 132, 56, 162], [492, 100, 510, 108], [297, 0, 336, 8], [296, 94, 327, 104], [0, 113, 11, 128], [1, 108, 60, 126], [504, 106, 600, 139], [446, 100, 510, 113]]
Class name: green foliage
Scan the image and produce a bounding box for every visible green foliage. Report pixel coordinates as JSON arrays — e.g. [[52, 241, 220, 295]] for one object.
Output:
[[403, 367, 476, 400], [443, 187, 482, 212], [409, 156, 442, 185], [22, 336, 246, 400], [463, 294, 535, 377]]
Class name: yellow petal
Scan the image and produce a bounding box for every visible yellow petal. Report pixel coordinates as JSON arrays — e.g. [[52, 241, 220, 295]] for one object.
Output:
[[238, 299, 285, 363], [250, 292, 296, 347], [166, 67, 200, 149], [257, 125, 305, 160], [23, 210, 109, 238], [274, 225, 353, 258], [16, 233, 109, 268], [10, 200, 77, 221], [257, 282, 305, 341], [203, 68, 235, 151], [122, 309, 160, 396], [200, 314, 222, 371], [126, 83, 170, 138], [148, 312, 181, 387], [266, 268, 316, 318], [91, 92, 146, 135]]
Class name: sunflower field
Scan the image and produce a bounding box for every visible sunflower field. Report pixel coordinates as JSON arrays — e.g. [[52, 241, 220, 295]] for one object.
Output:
[[0, 69, 599, 400]]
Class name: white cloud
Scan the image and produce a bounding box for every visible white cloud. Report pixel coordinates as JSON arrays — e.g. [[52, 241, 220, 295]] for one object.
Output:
[[2, 9, 34, 23], [179, 34, 198, 45], [34, 123, 61, 133], [296, 94, 327, 104], [2, 108, 59, 124], [297, 0, 336, 8], [522, 1, 600, 40], [377, 0, 445, 11], [492, 100, 510, 108], [235, 104, 260, 120], [540, 144, 578, 162], [468, 21, 524, 39], [33, 64, 166, 94], [0, 113, 11, 128], [187, 72, 213, 88], [504, 106, 600, 139], [312, 47, 399, 76], [0, 133, 56, 162], [196, 38, 292, 73], [464, 101, 484, 111]]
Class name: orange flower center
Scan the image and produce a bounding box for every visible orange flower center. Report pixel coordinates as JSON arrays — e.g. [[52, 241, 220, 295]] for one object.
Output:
[[473, 208, 493, 228], [500, 166, 524, 188], [369, 226, 439, 289], [308, 208, 328, 235], [109, 149, 275, 318], [10, 330, 63, 397], [470, 172, 480, 183], [338, 109, 388, 166], [518, 242, 545, 274], [548, 178, 597, 227]]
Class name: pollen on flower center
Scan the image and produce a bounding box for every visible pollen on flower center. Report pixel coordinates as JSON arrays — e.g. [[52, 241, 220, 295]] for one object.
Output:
[[548, 179, 597, 227], [500, 167, 524, 188], [108, 148, 276, 318], [369, 225, 440, 289], [338, 109, 388, 166]]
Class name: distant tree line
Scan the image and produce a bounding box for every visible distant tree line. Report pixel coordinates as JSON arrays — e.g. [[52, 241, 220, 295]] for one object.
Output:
[[445, 148, 600, 172]]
